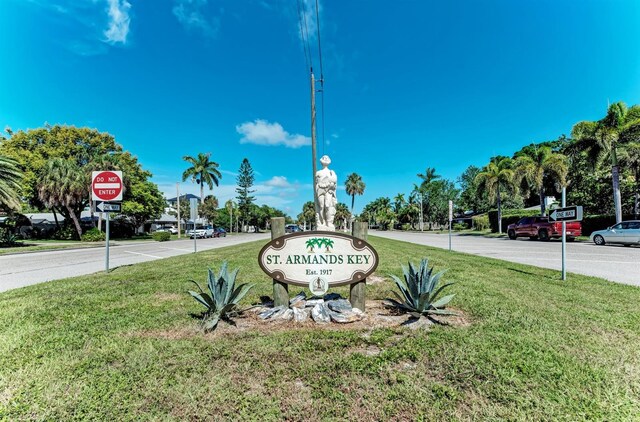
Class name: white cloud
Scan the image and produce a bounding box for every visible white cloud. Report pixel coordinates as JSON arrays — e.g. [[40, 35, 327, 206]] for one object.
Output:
[[236, 119, 310, 149], [104, 0, 131, 44], [264, 176, 291, 188], [297, 0, 319, 42], [172, 0, 220, 38]]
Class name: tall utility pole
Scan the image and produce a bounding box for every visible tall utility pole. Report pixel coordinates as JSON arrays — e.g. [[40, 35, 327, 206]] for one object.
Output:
[[311, 69, 318, 222], [176, 183, 181, 239]]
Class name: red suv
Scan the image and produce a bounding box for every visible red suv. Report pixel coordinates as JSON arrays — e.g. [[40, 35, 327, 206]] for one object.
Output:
[[507, 216, 582, 241]]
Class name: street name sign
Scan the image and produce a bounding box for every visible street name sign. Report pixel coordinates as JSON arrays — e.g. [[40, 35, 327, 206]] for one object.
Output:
[[258, 231, 379, 287], [549, 206, 583, 222], [95, 201, 121, 213], [92, 171, 123, 201]]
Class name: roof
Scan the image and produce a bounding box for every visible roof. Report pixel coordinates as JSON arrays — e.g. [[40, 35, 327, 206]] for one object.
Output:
[[166, 194, 200, 202]]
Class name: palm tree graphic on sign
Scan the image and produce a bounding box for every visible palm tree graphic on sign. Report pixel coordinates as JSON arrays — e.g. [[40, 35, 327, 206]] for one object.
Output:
[[305, 238, 333, 253]]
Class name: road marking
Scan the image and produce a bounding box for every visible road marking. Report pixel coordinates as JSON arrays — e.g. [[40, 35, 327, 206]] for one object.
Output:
[[123, 250, 162, 259], [158, 246, 193, 252]]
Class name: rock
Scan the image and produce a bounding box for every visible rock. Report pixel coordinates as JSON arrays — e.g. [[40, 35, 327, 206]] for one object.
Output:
[[311, 303, 331, 323], [352, 307, 365, 316], [305, 299, 324, 308], [290, 292, 307, 308], [324, 293, 342, 301], [327, 299, 352, 313], [402, 316, 434, 330], [293, 306, 308, 322], [328, 309, 361, 323], [277, 308, 294, 321], [258, 305, 284, 320]]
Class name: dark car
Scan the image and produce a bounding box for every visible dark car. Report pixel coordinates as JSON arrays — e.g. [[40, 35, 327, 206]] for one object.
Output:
[[285, 224, 303, 233], [213, 227, 227, 238]]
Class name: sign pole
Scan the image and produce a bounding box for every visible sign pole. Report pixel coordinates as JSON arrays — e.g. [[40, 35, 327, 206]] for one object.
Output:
[[448, 200, 453, 252], [561, 186, 567, 281], [270, 217, 289, 307], [105, 211, 110, 273]]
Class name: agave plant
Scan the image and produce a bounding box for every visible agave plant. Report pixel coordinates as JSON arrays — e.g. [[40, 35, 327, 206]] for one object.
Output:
[[384, 258, 457, 320], [187, 261, 254, 332]]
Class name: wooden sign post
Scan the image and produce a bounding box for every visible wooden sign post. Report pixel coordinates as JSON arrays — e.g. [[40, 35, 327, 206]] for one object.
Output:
[[350, 221, 367, 311], [270, 217, 289, 307]]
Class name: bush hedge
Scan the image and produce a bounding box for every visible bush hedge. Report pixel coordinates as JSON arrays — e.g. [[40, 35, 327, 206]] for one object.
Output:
[[152, 231, 171, 242], [582, 214, 635, 236], [81, 228, 106, 242], [471, 214, 489, 231]]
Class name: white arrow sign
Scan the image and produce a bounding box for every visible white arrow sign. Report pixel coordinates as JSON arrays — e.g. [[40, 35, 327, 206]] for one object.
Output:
[[96, 201, 121, 213], [549, 206, 583, 222]]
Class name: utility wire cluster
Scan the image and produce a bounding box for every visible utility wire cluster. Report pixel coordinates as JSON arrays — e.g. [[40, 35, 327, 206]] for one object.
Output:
[[296, 0, 326, 154]]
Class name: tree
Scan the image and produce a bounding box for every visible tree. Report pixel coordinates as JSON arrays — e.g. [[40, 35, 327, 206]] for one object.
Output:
[[0, 155, 22, 211], [120, 180, 165, 231], [182, 152, 222, 204], [620, 142, 640, 218], [225, 200, 235, 232], [198, 195, 219, 223], [515, 145, 568, 215], [37, 158, 87, 239], [416, 167, 441, 229], [457, 165, 490, 214], [334, 203, 351, 230], [475, 157, 517, 233], [0, 125, 164, 234], [169, 196, 192, 229], [571, 102, 640, 223], [235, 158, 256, 231], [344, 173, 365, 221], [297, 201, 316, 229]]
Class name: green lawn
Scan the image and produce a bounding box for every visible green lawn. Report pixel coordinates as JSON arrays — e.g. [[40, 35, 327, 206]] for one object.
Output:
[[0, 242, 101, 255], [1, 236, 638, 420]]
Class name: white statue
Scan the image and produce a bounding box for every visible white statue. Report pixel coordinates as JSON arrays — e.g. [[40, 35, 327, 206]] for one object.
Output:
[[315, 155, 337, 231]]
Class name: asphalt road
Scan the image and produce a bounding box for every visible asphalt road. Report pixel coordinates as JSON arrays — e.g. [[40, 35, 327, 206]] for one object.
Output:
[[0, 233, 270, 293], [372, 231, 640, 287]]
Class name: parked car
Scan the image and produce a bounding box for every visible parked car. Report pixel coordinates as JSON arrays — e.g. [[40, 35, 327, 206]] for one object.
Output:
[[167, 227, 178, 235], [213, 228, 227, 237], [285, 224, 303, 233], [188, 226, 214, 239], [590, 220, 640, 246], [507, 216, 582, 241]]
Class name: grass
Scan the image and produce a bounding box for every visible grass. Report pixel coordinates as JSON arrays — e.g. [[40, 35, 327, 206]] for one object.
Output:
[[0, 242, 102, 255], [0, 236, 639, 420]]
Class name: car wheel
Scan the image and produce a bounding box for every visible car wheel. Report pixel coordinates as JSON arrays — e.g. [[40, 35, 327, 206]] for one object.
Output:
[[508, 230, 516, 240], [538, 229, 549, 241], [593, 235, 605, 246], [623, 244, 631, 247]]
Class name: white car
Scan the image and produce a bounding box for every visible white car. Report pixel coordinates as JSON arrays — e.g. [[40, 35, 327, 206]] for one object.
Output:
[[188, 226, 214, 239], [167, 227, 178, 235], [590, 220, 640, 246]]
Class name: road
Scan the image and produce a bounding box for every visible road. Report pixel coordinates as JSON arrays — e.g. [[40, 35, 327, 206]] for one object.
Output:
[[372, 231, 640, 287], [0, 234, 270, 293]]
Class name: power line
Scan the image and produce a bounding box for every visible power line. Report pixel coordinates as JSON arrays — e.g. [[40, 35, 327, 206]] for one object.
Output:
[[295, 0, 311, 72]]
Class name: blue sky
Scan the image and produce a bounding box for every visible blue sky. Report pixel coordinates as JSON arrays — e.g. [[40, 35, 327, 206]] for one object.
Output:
[[2, 0, 640, 216]]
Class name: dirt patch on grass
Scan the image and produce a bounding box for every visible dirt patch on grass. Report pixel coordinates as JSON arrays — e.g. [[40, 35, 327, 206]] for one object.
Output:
[[128, 300, 469, 340], [152, 292, 183, 302]]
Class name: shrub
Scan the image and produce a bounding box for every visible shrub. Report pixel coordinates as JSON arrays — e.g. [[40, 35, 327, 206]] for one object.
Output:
[[453, 222, 467, 231], [81, 228, 106, 242], [152, 231, 171, 242], [187, 261, 254, 332], [384, 258, 457, 321], [582, 214, 635, 236], [52, 225, 78, 240], [0, 228, 18, 247], [472, 214, 489, 231], [401, 223, 412, 231]]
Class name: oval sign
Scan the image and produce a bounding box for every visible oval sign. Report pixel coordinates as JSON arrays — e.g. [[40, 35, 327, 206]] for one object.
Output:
[[258, 231, 379, 287]]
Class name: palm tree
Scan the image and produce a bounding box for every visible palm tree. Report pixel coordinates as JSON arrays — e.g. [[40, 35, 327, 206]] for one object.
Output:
[[416, 167, 440, 229], [417, 167, 440, 188], [515, 145, 568, 215], [182, 153, 222, 204], [225, 200, 235, 232], [334, 202, 351, 230], [571, 102, 640, 223], [475, 157, 516, 233], [0, 155, 23, 211], [38, 158, 87, 239], [393, 193, 406, 214], [345, 173, 366, 224]]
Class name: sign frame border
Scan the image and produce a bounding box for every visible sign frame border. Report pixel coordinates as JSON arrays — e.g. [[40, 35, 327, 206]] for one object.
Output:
[[258, 230, 380, 287]]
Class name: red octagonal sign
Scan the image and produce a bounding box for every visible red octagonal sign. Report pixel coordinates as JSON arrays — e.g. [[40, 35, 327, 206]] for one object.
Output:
[[92, 171, 123, 201]]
